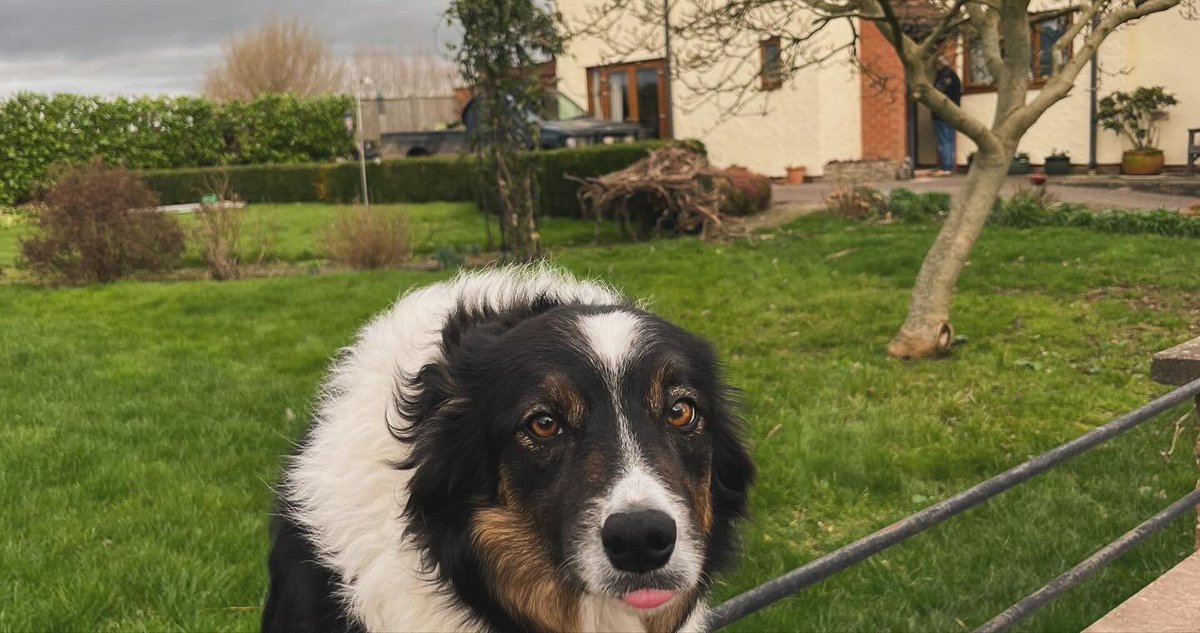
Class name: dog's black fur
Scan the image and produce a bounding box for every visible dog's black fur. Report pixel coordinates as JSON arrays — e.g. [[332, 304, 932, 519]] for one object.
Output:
[[264, 289, 754, 633]]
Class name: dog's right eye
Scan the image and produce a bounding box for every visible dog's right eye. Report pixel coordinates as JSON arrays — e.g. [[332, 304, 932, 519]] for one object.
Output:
[[525, 414, 561, 439]]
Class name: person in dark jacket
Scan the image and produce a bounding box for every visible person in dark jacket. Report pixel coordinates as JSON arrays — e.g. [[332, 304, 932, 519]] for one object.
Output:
[[932, 60, 962, 175]]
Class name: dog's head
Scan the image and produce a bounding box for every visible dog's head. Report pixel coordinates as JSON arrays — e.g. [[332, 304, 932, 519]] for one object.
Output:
[[395, 300, 754, 632]]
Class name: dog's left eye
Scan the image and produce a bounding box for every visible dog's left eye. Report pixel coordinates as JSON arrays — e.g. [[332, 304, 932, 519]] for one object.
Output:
[[666, 399, 696, 429], [525, 414, 561, 439]]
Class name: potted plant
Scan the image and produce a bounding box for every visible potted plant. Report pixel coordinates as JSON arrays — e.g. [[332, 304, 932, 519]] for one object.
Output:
[[1097, 86, 1179, 176], [1008, 152, 1031, 175], [1044, 149, 1071, 175], [785, 165, 807, 185]]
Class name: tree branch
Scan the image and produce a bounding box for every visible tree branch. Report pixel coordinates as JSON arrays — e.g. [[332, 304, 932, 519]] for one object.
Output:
[[1003, 0, 1183, 137]]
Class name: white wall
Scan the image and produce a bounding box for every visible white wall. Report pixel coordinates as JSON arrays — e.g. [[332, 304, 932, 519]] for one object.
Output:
[[560, 2, 1198, 173], [958, 8, 1198, 166], [556, 1, 861, 177]]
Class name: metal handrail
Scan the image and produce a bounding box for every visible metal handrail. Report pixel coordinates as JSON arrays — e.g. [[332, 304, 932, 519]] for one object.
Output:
[[711, 377, 1200, 629], [974, 488, 1200, 633]]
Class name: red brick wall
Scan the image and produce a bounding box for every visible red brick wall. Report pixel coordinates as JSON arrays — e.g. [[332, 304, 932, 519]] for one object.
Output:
[[858, 21, 908, 164]]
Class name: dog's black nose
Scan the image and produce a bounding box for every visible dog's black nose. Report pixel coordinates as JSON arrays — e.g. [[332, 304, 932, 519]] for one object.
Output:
[[601, 509, 676, 573]]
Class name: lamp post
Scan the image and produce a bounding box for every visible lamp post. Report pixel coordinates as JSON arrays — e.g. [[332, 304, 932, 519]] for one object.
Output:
[[356, 76, 373, 208]]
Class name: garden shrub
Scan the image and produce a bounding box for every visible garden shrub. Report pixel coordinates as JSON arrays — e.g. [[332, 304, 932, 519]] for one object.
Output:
[[990, 189, 1051, 228], [888, 188, 950, 223], [987, 187, 1200, 238], [0, 93, 354, 205], [825, 184, 886, 220], [324, 206, 413, 269], [719, 166, 772, 216], [19, 162, 185, 283]]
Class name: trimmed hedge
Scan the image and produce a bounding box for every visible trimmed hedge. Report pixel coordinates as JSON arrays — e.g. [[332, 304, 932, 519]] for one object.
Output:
[[0, 93, 355, 205], [142, 140, 704, 217]]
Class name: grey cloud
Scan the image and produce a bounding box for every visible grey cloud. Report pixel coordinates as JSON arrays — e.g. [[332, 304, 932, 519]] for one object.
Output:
[[0, 0, 453, 96]]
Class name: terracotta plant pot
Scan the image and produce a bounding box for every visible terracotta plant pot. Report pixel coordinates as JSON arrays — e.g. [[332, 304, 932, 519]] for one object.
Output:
[[1121, 149, 1165, 175], [785, 166, 807, 185]]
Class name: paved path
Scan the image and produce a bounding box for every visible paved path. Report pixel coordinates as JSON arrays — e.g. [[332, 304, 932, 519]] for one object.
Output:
[[773, 175, 1199, 212]]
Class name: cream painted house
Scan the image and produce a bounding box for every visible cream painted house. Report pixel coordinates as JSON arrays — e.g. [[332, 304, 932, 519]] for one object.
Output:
[[555, 1, 1199, 177]]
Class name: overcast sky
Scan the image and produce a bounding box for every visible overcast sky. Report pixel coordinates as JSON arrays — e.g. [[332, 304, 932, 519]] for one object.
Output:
[[0, 0, 453, 96]]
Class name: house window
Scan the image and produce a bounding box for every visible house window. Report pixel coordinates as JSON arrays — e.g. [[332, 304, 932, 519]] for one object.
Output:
[[963, 14, 1073, 92], [760, 36, 783, 90], [586, 59, 670, 138]]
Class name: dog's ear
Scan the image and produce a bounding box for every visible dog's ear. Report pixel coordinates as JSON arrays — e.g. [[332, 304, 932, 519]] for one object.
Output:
[[705, 387, 755, 573], [393, 298, 565, 575], [394, 356, 495, 577], [710, 402, 754, 519]]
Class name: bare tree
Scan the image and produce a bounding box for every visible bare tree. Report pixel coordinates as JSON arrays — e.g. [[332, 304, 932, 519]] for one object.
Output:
[[202, 18, 345, 101], [346, 51, 460, 97], [565, 0, 1194, 358]]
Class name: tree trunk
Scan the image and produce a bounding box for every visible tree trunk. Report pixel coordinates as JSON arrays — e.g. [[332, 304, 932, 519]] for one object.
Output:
[[886, 148, 1011, 359]]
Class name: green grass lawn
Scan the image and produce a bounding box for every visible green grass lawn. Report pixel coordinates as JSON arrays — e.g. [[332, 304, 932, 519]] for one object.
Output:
[[0, 202, 621, 274], [2, 214, 1198, 632]]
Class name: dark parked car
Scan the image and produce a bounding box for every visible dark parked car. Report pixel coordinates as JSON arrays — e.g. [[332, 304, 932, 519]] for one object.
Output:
[[377, 91, 648, 157]]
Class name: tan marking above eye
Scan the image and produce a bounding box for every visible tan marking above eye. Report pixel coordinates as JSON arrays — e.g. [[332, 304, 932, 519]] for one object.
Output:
[[666, 399, 696, 428], [526, 414, 561, 438]]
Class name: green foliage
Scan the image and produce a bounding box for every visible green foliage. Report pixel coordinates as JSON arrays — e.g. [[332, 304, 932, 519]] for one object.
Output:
[[221, 94, 354, 165], [140, 140, 695, 216], [989, 188, 1056, 228], [448, 0, 564, 260], [887, 188, 951, 223], [990, 187, 1200, 238], [145, 163, 330, 205], [0, 92, 355, 205], [1097, 86, 1179, 151]]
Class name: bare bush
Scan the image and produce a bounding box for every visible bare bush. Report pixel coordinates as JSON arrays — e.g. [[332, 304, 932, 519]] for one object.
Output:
[[202, 18, 345, 101], [193, 204, 279, 281], [324, 206, 412, 269], [19, 161, 185, 283], [189, 173, 277, 281], [824, 184, 886, 221]]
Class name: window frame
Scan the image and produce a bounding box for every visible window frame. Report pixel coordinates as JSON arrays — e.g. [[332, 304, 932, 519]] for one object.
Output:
[[962, 13, 1074, 94], [760, 36, 783, 91], [584, 58, 671, 138]]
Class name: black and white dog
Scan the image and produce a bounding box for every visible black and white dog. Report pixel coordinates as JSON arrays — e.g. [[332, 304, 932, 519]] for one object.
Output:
[[264, 267, 754, 632]]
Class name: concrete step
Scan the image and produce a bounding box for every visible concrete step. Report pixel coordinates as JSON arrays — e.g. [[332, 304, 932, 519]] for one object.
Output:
[[1084, 551, 1200, 632]]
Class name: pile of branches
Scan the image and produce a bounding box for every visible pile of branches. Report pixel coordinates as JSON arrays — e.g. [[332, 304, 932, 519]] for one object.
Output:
[[573, 147, 728, 239]]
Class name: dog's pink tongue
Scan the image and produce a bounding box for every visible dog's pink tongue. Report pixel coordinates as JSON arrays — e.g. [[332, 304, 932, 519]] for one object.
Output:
[[623, 589, 676, 610]]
